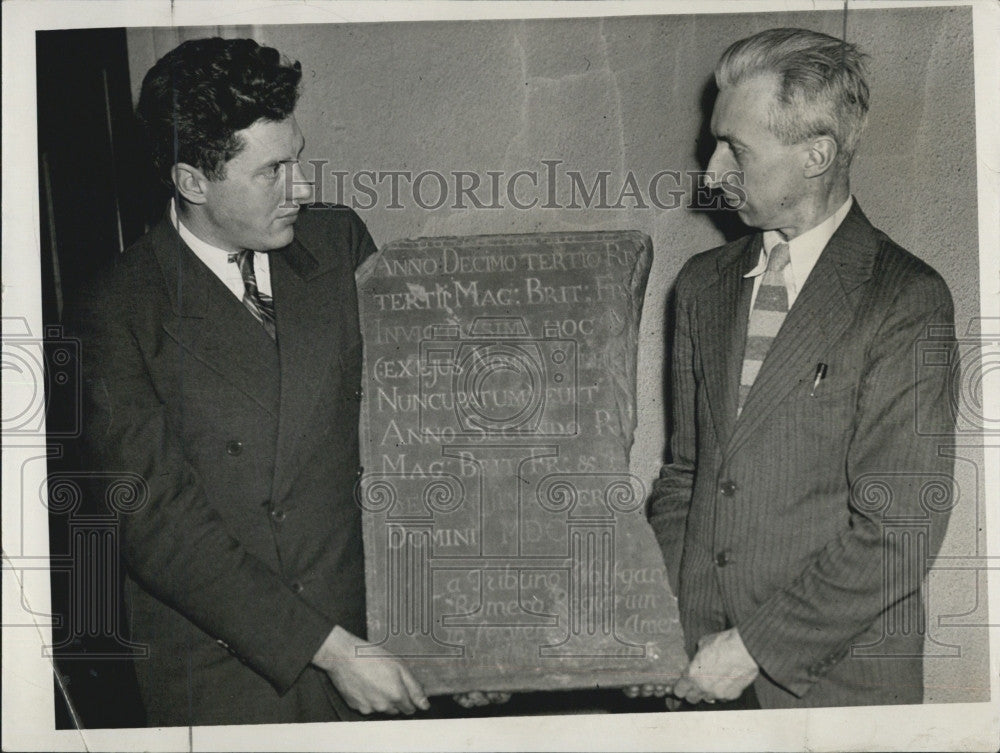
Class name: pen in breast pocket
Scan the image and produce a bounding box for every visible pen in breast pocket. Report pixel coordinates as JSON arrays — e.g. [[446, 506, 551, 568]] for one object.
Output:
[[811, 363, 828, 397]]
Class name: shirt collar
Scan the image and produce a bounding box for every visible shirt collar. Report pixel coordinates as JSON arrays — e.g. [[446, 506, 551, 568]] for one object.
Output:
[[745, 195, 853, 293], [169, 198, 237, 261]]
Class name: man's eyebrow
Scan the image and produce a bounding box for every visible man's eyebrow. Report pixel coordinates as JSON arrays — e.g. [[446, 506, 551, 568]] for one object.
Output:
[[714, 131, 743, 146], [274, 140, 305, 165]]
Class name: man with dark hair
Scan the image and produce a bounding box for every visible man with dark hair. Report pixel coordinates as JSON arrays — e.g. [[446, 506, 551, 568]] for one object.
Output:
[[646, 28, 955, 708], [73, 37, 429, 726]]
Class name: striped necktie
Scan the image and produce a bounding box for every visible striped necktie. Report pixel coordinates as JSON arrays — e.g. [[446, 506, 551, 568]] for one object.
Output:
[[231, 250, 276, 341], [737, 241, 791, 415]]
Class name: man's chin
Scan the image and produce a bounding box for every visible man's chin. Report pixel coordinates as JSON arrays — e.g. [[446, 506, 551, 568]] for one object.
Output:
[[258, 227, 296, 252]]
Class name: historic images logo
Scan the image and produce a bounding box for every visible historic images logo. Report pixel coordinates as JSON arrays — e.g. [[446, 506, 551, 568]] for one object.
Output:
[[356, 315, 654, 669], [3, 318, 149, 659], [419, 317, 578, 437], [851, 319, 1000, 660], [2, 319, 81, 438], [285, 160, 746, 212]]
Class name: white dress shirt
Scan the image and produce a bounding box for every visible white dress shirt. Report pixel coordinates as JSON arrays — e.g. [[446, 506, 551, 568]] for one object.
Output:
[[170, 199, 272, 299], [745, 196, 853, 309]]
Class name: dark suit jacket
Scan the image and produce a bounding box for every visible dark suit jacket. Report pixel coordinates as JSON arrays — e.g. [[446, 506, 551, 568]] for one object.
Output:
[[72, 204, 376, 726], [648, 202, 956, 708]]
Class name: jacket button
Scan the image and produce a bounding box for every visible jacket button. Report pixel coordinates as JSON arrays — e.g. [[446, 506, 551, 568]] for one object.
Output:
[[270, 508, 286, 523], [290, 581, 303, 594], [226, 440, 243, 456], [719, 481, 737, 496], [355, 388, 364, 399], [715, 550, 732, 567], [355, 466, 364, 478]]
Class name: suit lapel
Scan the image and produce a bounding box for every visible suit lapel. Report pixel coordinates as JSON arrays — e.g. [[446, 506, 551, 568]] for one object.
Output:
[[724, 201, 877, 459], [698, 235, 758, 449], [269, 237, 345, 499], [151, 217, 280, 416]]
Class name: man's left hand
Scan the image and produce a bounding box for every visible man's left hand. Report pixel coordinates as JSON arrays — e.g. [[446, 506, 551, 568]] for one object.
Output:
[[453, 691, 512, 708], [671, 628, 758, 704]]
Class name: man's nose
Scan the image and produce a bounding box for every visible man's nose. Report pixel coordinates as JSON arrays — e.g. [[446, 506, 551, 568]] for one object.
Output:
[[288, 162, 314, 203], [705, 145, 726, 187]]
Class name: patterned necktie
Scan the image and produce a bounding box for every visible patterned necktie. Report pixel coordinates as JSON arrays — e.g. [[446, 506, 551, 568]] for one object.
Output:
[[737, 241, 791, 415], [231, 250, 276, 341]]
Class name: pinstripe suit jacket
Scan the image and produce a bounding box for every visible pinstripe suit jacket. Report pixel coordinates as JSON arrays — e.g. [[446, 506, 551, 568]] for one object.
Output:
[[648, 201, 956, 708], [73, 204, 375, 726]]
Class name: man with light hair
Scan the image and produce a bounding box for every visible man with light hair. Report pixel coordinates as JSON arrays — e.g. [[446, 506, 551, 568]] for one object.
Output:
[[645, 27, 955, 708]]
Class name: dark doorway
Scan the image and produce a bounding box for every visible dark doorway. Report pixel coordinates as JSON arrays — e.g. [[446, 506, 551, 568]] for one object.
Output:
[[36, 26, 149, 729]]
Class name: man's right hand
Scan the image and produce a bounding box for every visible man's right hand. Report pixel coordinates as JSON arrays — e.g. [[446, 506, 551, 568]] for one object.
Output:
[[312, 626, 430, 715], [622, 683, 671, 699]]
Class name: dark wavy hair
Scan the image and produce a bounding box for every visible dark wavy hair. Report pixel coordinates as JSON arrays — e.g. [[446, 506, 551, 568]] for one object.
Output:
[[136, 37, 302, 184]]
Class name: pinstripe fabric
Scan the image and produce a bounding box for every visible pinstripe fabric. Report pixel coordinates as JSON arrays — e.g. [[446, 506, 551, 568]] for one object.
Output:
[[233, 249, 277, 340], [647, 202, 957, 708], [738, 242, 790, 414]]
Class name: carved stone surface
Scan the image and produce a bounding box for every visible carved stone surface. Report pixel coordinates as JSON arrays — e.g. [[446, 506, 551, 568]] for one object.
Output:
[[356, 231, 686, 695]]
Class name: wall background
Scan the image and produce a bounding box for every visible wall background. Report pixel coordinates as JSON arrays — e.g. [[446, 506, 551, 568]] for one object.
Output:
[[127, 6, 987, 703]]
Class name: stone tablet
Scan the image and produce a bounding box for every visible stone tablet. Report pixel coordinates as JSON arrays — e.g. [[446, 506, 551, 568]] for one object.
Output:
[[356, 231, 686, 695]]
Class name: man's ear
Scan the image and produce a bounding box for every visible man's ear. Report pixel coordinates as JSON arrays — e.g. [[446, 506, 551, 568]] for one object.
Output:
[[802, 136, 838, 178], [171, 163, 210, 205]]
